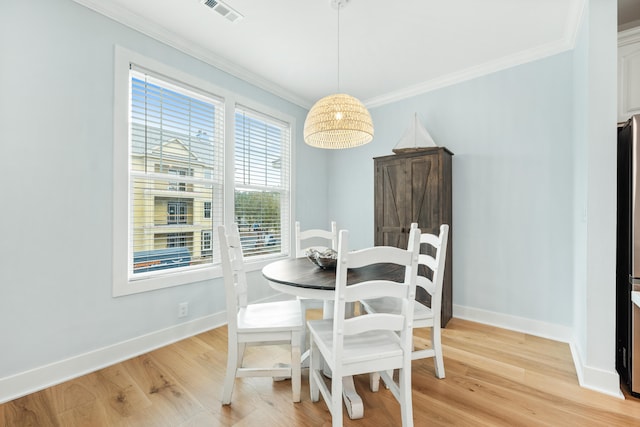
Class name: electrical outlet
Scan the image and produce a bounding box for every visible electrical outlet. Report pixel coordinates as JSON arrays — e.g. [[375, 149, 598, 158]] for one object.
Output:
[[178, 302, 189, 318]]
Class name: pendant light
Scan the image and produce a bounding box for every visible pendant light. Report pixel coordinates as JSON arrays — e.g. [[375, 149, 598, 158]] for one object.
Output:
[[303, 0, 374, 149]]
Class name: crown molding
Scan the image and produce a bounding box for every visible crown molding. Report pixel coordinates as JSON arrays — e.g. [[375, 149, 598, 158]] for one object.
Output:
[[364, 0, 585, 108], [71, 0, 312, 109], [619, 20, 640, 34], [364, 38, 575, 108], [619, 25, 640, 47]]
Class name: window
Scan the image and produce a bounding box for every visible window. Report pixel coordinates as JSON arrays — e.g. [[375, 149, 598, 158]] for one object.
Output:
[[234, 106, 290, 258], [129, 67, 223, 278], [167, 201, 188, 224], [167, 233, 189, 247], [113, 47, 292, 296], [201, 230, 212, 256], [163, 166, 193, 191]]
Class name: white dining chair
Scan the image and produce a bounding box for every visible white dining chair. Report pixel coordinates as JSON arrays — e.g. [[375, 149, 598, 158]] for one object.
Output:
[[361, 223, 449, 382], [218, 224, 303, 405], [294, 220, 338, 353], [307, 227, 421, 427]]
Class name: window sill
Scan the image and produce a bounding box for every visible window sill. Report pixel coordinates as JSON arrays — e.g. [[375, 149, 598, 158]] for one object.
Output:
[[113, 264, 223, 297]]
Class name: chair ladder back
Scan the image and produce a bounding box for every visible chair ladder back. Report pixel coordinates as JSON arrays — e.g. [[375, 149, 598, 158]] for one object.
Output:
[[419, 253, 438, 273], [344, 280, 409, 302], [218, 225, 248, 316], [295, 221, 337, 257], [416, 276, 435, 296], [343, 312, 406, 336], [333, 228, 420, 358], [230, 227, 249, 308], [433, 224, 449, 281], [416, 224, 449, 335], [331, 230, 350, 361], [426, 225, 449, 309], [344, 280, 411, 335], [346, 244, 414, 269], [420, 232, 442, 249], [416, 244, 437, 296]]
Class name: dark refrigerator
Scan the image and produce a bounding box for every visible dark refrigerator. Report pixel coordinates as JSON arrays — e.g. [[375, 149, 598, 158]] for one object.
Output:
[[616, 114, 640, 397]]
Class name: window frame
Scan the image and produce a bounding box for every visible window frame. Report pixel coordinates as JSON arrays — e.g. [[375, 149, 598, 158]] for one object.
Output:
[[233, 105, 291, 260], [113, 46, 294, 297]]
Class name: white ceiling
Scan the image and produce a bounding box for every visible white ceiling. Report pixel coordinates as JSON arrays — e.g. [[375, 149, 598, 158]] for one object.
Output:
[[75, 0, 640, 108]]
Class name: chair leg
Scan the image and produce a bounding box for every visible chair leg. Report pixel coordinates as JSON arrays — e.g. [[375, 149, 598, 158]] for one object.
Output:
[[432, 326, 445, 379], [299, 301, 308, 358], [398, 366, 414, 427], [221, 339, 239, 405], [384, 369, 393, 389], [237, 342, 246, 367], [330, 373, 343, 427], [370, 369, 393, 391], [369, 371, 381, 392], [291, 332, 301, 403], [309, 339, 320, 402]]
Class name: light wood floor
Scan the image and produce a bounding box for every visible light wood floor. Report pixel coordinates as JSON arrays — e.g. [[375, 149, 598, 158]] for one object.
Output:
[[3, 313, 640, 426]]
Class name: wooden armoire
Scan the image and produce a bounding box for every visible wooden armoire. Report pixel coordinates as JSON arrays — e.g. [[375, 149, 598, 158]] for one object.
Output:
[[374, 147, 453, 326]]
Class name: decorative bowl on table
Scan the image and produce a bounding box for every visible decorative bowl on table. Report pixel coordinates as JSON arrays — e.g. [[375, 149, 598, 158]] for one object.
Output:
[[305, 248, 338, 269]]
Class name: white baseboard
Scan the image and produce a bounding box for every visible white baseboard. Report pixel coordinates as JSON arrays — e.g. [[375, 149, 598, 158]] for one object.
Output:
[[453, 304, 622, 398], [0, 311, 227, 404], [453, 304, 573, 342], [2, 301, 623, 404], [569, 341, 624, 399]]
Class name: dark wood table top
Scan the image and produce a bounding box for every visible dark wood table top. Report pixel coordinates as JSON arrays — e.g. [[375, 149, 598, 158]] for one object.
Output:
[[262, 257, 405, 291]]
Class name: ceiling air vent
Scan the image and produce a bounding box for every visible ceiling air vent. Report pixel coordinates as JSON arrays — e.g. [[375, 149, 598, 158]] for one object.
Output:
[[200, 0, 244, 23]]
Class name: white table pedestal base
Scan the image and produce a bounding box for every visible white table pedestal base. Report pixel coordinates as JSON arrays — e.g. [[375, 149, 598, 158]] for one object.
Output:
[[342, 376, 364, 419]]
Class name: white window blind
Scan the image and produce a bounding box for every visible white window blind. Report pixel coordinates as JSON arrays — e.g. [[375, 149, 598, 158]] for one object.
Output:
[[234, 105, 291, 258], [129, 68, 224, 279]]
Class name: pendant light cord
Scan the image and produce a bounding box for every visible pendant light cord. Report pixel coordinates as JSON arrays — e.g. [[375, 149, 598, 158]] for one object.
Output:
[[337, 3, 341, 93]]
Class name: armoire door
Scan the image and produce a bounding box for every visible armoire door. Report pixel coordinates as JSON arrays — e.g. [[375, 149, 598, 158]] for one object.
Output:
[[374, 152, 441, 246], [375, 156, 411, 248], [408, 153, 441, 236]]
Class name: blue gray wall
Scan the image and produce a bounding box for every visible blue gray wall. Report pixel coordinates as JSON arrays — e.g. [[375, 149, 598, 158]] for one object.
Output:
[[328, 52, 575, 326]]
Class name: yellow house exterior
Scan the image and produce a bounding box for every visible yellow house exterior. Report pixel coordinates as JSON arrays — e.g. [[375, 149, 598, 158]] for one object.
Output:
[[131, 138, 215, 271]]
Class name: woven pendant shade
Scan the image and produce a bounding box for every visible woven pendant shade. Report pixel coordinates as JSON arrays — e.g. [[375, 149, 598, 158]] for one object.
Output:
[[303, 93, 374, 149]]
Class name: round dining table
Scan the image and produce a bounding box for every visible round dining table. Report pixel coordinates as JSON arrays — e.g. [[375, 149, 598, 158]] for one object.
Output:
[[262, 257, 404, 297], [261, 257, 404, 420]]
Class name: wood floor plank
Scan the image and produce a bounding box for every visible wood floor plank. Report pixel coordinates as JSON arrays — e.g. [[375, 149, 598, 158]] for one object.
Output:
[[150, 339, 222, 405], [3, 392, 60, 427], [120, 354, 204, 426], [56, 399, 109, 427], [3, 316, 640, 426], [91, 363, 153, 424]]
